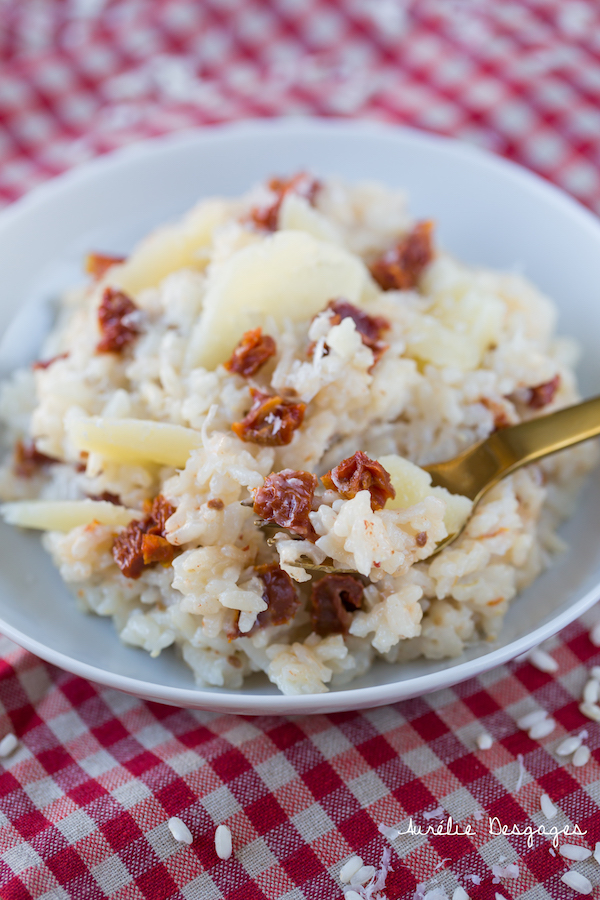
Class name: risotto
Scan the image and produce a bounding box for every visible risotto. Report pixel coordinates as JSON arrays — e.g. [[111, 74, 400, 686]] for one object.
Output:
[[0, 174, 597, 695]]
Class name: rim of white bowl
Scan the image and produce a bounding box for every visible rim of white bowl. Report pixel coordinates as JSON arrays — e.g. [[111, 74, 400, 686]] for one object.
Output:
[[0, 116, 599, 714]]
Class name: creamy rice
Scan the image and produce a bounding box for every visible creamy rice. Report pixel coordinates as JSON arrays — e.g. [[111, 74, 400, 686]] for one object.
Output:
[[0, 174, 597, 695]]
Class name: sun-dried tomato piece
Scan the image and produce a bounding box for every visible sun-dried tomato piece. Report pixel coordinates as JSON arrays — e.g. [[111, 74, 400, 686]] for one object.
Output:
[[89, 491, 121, 505], [112, 494, 176, 579], [415, 531, 428, 547], [321, 450, 395, 511], [85, 252, 126, 281], [113, 525, 145, 579], [232, 388, 306, 446], [328, 299, 390, 366], [13, 440, 58, 478], [370, 221, 434, 292], [96, 287, 140, 354], [33, 353, 69, 370], [228, 563, 300, 639], [527, 374, 560, 409], [254, 469, 318, 540], [481, 397, 512, 430], [224, 328, 277, 377], [249, 172, 321, 231], [310, 573, 364, 636], [141, 533, 175, 566], [207, 498, 224, 510]]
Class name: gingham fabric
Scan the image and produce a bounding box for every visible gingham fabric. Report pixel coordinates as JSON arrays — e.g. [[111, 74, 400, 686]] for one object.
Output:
[[1, 2, 600, 898]]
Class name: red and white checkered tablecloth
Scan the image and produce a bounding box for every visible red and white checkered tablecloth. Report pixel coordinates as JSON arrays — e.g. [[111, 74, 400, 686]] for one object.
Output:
[[1, 2, 600, 898]]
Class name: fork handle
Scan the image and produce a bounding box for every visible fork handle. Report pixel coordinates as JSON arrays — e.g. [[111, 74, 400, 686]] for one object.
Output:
[[426, 394, 600, 502]]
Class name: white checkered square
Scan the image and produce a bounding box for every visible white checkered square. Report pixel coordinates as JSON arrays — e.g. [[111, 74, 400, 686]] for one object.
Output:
[[200, 784, 242, 821], [254, 753, 299, 794], [55, 809, 97, 844], [92, 853, 134, 894], [3, 841, 44, 875], [292, 802, 335, 843]]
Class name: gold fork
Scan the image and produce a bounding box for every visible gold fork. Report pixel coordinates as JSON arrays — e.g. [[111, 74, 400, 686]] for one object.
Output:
[[254, 395, 600, 574]]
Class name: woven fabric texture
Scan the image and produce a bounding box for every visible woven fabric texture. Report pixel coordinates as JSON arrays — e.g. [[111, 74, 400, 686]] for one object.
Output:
[[1, 1, 600, 898]]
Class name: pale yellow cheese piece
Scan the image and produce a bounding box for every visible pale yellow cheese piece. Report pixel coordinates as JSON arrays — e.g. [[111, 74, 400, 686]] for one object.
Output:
[[111, 200, 229, 295], [186, 230, 371, 370], [1, 500, 142, 532], [68, 417, 202, 468], [404, 315, 481, 371], [431, 291, 505, 358], [379, 453, 472, 535], [278, 193, 342, 244]]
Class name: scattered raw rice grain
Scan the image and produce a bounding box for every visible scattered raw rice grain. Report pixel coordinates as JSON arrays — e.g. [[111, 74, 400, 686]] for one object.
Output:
[[214, 824, 232, 860], [572, 745, 591, 767], [378, 824, 399, 840], [528, 717, 556, 740], [452, 889, 469, 900], [528, 648, 559, 673], [579, 702, 600, 722], [549, 848, 556, 857], [561, 871, 593, 894], [583, 679, 600, 704], [491, 863, 519, 880], [0, 733, 18, 758], [423, 805, 445, 819], [517, 709, 547, 730], [495, 893, 507, 900], [589, 622, 600, 647], [340, 856, 364, 884], [350, 865, 376, 886], [560, 845, 592, 861], [590, 666, 600, 681], [465, 875, 481, 885], [168, 817, 193, 845], [540, 793, 558, 819], [594, 841, 600, 864], [477, 732, 493, 750], [556, 735, 583, 756], [515, 754, 525, 791], [344, 892, 363, 900]]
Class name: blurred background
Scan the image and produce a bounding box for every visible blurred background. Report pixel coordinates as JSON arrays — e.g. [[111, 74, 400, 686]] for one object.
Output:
[[1, 0, 600, 212]]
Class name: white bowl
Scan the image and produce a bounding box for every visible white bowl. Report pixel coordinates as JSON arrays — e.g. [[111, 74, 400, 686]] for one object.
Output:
[[1, 118, 599, 715]]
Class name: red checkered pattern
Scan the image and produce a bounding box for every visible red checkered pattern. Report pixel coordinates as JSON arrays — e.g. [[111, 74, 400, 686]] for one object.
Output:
[[1, 1, 600, 897]]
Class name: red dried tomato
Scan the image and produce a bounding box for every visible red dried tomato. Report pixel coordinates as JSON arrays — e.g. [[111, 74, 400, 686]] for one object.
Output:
[[85, 252, 126, 281], [32, 353, 69, 370], [88, 491, 121, 505], [141, 533, 175, 567], [370, 221, 434, 292], [527, 374, 560, 409], [228, 563, 300, 638], [113, 495, 177, 579], [310, 573, 364, 636], [415, 531, 428, 547], [254, 469, 318, 540], [96, 287, 140, 354], [13, 440, 58, 478], [249, 172, 321, 231], [321, 450, 395, 511], [232, 388, 306, 446], [328, 299, 390, 366], [224, 328, 277, 377]]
